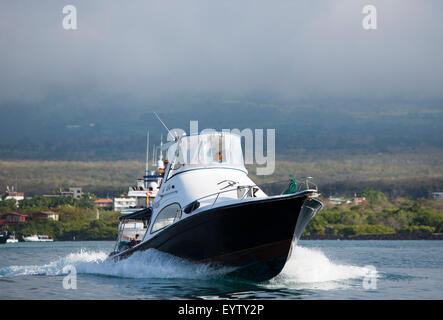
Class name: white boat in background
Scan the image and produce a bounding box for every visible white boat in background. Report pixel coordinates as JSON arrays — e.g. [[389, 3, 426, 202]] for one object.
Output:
[[114, 131, 164, 215], [0, 231, 18, 244], [23, 235, 53, 242], [6, 235, 18, 243]]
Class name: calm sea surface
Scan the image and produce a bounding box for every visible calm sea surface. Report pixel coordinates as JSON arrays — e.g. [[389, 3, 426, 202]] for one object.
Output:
[[0, 240, 442, 300]]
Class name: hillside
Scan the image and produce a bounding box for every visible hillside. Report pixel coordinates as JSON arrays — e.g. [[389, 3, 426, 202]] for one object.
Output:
[[1, 147, 442, 198], [0, 98, 442, 161]]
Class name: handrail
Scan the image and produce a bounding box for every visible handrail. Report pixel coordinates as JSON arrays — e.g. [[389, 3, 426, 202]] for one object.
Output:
[[186, 177, 319, 212], [113, 222, 124, 253], [193, 184, 253, 203], [257, 177, 318, 194]]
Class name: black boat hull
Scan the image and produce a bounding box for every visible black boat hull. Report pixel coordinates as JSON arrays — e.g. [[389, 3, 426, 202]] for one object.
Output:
[[0, 231, 10, 244], [112, 192, 322, 282]]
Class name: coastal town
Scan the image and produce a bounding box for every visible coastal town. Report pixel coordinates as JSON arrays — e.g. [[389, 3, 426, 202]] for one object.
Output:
[[1, 132, 442, 241], [1, 179, 442, 242]]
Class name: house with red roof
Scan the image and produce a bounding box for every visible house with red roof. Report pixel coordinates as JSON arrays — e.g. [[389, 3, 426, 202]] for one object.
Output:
[[0, 212, 28, 226]]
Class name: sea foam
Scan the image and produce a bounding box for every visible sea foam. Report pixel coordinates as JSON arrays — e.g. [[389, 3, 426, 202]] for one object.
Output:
[[0, 248, 232, 280], [269, 245, 377, 290], [1, 244, 376, 289]]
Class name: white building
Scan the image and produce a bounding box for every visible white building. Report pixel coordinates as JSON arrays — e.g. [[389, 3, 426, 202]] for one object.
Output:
[[432, 192, 443, 200], [328, 196, 348, 205], [61, 187, 83, 199], [4, 186, 24, 207]]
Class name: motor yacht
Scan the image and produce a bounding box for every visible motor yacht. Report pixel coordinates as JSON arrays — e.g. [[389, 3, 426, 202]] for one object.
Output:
[[6, 234, 18, 243], [109, 132, 323, 281]]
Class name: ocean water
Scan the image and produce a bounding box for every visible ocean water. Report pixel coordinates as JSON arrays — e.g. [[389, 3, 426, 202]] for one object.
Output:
[[0, 240, 442, 300]]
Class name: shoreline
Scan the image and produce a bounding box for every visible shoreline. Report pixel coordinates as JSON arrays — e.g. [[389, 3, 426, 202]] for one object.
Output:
[[300, 233, 443, 240], [6, 235, 443, 242]]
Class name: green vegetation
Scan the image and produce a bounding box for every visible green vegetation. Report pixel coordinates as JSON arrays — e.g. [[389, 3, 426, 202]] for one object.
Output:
[[1, 147, 443, 198], [305, 190, 443, 239], [8, 218, 119, 241], [2, 196, 119, 241], [1, 99, 442, 161], [0, 147, 442, 240], [0, 160, 144, 197], [2, 185, 442, 241], [249, 148, 443, 199]]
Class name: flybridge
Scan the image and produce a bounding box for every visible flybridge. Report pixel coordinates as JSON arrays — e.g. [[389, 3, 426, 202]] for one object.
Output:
[[170, 132, 245, 167], [162, 132, 248, 183], [162, 120, 276, 176]]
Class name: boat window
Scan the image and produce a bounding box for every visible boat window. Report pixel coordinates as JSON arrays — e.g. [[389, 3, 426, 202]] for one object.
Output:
[[116, 219, 147, 252], [172, 133, 245, 171], [151, 203, 182, 233]]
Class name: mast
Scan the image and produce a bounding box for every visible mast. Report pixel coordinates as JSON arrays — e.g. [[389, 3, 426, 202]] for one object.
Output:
[[144, 130, 151, 188], [145, 130, 150, 175], [159, 134, 163, 162], [158, 134, 164, 169]]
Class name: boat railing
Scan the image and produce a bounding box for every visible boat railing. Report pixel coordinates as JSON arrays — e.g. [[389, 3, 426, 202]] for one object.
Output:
[[187, 186, 253, 209], [184, 176, 318, 212], [260, 176, 318, 196]]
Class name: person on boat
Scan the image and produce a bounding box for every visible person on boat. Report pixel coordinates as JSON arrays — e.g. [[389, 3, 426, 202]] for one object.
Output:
[[157, 160, 169, 177], [129, 234, 140, 248], [217, 151, 223, 162]]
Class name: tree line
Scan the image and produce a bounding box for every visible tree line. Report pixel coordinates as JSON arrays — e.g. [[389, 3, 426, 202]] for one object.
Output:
[[1, 195, 119, 241], [304, 188, 443, 238]]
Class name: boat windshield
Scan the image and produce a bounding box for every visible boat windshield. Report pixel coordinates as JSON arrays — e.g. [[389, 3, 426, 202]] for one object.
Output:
[[115, 219, 147, 253], [170, 132, 245, 172]]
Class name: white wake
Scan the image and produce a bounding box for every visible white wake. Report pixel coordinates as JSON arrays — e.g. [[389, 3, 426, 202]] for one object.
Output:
[[269, 245, 376, 290], [0, 248, 232, 279], [1, 245, 377, 290]]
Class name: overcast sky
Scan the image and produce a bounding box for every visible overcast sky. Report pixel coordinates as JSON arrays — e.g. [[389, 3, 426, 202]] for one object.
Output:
[[0, 0, 442, 106]]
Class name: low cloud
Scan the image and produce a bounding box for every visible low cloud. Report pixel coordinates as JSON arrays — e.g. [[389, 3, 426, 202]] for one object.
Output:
[[0, 0, 442, 105]]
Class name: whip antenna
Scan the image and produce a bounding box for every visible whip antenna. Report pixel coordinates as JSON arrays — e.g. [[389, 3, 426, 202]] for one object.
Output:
[[153, 112, 176, 141]]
